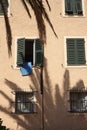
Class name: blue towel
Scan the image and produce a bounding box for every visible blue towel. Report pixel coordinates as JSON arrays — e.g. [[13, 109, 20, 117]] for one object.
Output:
[[20, 62, 32, 76]]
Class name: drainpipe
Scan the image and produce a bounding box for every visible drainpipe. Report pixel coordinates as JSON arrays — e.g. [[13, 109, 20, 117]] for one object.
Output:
[[40, 66, 44, 130], [40, 0, 44, 130]]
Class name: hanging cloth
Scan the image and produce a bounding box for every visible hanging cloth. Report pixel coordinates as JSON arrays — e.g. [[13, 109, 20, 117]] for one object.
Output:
[[20, 62, 32, 76]]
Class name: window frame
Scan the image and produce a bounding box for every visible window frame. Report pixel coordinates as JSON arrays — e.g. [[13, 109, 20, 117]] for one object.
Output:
[[15, 91, 36, 114], [69, 90, 87, 113], [64, 37, 87, 68], [0, 0, 10, 17], [14, 37, 43, 69], [63, 0, 85, 17]]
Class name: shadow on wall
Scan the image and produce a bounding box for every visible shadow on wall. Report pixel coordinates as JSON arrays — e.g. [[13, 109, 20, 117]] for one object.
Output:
[[21, 0, 58, 44], [43, 64, 87, 130], [0, 0, 12, 56], [0, 58, 87, 130], [0, 0, 57, 57]]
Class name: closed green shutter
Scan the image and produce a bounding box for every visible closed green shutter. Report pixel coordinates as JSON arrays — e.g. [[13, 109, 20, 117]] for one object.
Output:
[[67, 39, 76, 64], [75, 0, 82, 14], [0, 0, 8, 15], [76, 39, 86, 64], [65, 0, 73, 14], [34, 39, 43, 66], [65, 0, 83, 15], [67, 38, 86, 65], [0, 4, 3, 14], [17, 38, 25, 66]]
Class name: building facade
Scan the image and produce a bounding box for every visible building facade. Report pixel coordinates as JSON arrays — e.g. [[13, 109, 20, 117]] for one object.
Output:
[[0, 0, 87, 130]]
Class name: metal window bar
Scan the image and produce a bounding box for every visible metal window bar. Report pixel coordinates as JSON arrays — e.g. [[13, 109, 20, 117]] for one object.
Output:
[[12, 91, 37, 114], [70, 90, 87, 112]]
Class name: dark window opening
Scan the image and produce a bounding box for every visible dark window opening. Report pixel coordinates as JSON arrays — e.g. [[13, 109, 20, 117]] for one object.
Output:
[[25, 39, 33, 65]]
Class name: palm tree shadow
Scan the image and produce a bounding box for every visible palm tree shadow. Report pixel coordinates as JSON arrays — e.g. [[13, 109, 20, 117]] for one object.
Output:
[[1, 59, 87, 130], [40, 60, 87, 130], [0, 0, 57, 56], [21, 0, 58, 44], [0, 0, 12, 56], [0, 78, 41, 130]]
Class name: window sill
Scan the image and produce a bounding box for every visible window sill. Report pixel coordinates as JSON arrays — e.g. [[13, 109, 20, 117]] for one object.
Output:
[[11, 112, 38, 114], [68, 110, 87, 113], [65, 65, 87, 68], [62, 14, 85, 18], [13, 65, 41, 70], [0, 13, 10, 18]]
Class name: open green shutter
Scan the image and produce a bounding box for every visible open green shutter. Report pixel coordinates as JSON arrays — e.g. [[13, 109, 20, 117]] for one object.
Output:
[[0, 0, 8, 15], [67, 39, 76, 65], [34, 39, 43, 66], [75, 0, 82, 14], [17, 38, 25, 66], [65, 0, 73, 14], [76, 39, 86, 64]]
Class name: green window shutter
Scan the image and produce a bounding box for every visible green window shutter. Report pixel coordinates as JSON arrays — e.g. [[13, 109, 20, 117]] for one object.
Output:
[[76, 39, 86, 64], [67, 38, 86, 65], [0, 4, 3, 15], [0, 0, 8, 15], [67, 39, 76, 64], [75, 0, 83, 14], [65, 0, 73, 14], [17, 38, 25, 66], [34, 39, 43, 66]]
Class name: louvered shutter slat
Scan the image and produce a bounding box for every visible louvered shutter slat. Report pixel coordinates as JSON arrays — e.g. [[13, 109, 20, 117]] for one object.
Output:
[[77, 39, 86, 64], [0, 4, 3, 14], [34, 39, 43, 66], [75, 0, 83, 15], [0, 0, 8, 15], [67, 39, 76, 64], [67, 38, 86, 65], [17, 38, 25, 66], [65, 0, 73, 14]]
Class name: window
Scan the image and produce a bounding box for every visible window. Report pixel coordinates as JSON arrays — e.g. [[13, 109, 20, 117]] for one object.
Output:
[[65, 0, 83, 15], [69, 90, 87, 112], [0, 0, 9, 16], [15, 91, 36, 114], [16, 38, 43, 67], [66, 38, 86, 65]]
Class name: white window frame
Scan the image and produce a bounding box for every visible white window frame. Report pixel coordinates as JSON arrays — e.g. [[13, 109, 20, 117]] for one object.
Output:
[[14, 36, 39, 69], [62, 0, 85, 17], [0, 0, 10, 17], [64, 36, 87, 68]]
